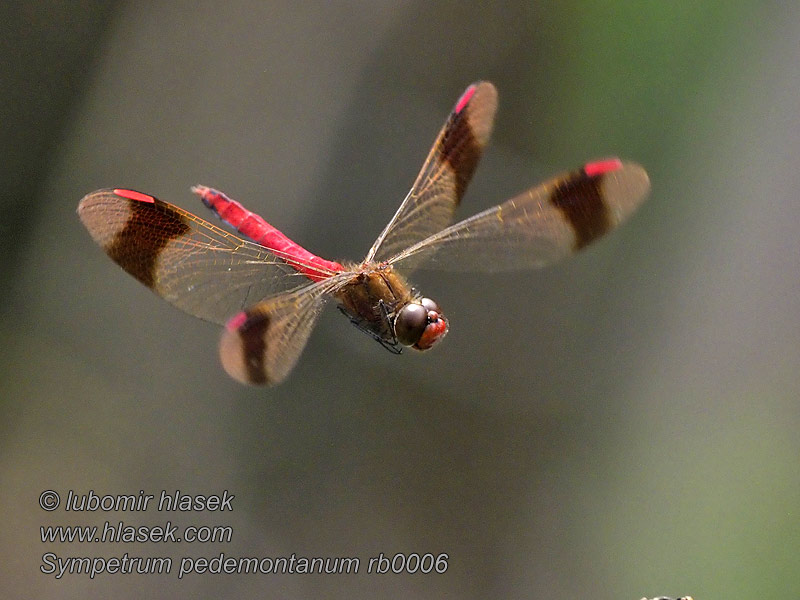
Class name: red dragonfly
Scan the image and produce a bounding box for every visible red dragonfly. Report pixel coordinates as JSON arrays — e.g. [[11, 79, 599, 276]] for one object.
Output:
[[78, 82, 649, 385]]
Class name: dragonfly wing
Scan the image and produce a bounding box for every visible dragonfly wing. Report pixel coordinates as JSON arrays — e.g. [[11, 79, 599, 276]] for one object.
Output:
[[365, 81, 497, 263], [219, 274, 351, 385], [78, 188, 322, 325], [388, 160, 650, 272]]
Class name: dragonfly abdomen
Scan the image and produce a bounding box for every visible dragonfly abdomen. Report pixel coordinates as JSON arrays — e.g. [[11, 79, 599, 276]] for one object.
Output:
[[193, 185, 344, 282]]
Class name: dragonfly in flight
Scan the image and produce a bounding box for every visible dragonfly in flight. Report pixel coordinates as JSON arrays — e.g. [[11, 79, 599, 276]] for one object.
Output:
[[78, 82, 650, 385]]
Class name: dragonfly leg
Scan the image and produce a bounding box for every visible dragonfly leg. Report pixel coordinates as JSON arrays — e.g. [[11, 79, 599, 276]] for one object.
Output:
[[376, 300, 403, 354], [375, 336, 404, 355], [336, 305, 403, 355]]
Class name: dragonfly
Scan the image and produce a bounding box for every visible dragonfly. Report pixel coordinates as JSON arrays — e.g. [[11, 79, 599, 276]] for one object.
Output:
[[78, 82, 650, 385]]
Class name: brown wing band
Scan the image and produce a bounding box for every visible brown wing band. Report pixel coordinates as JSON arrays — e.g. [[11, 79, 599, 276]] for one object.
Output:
[[549, 170, 612, 250], [105, 198, 190, 289], [237, 311, 270, 385], [440, 110, 482, 205]]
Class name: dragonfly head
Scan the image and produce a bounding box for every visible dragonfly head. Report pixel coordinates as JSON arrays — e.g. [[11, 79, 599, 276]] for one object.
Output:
[[394, 297, 448, 351]]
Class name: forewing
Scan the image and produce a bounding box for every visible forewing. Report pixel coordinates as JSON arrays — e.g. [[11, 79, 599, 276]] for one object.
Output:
[[78, 188, 316, 325], [219, 274, 351, 385], [388, 160, 650, 272], [365, 81, 497, 263]]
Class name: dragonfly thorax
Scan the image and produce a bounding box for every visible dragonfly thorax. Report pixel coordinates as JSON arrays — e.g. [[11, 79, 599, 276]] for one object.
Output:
[[334, 265, 448, 352]]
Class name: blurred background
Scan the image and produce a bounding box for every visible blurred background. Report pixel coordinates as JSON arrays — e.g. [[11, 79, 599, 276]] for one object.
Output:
[[1, 1, 798, 598]]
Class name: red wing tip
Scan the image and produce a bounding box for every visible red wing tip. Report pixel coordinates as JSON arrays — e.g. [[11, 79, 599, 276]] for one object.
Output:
[[190, 185, 209, 196], [454, 84, 478, 114], [583, 158, 623, 177], [113, 188, 155, 203], [226, 311, 248, 331]]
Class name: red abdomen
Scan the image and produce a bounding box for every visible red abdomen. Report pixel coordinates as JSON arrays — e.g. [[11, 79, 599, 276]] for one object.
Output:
[[193, 185, 343, 282]]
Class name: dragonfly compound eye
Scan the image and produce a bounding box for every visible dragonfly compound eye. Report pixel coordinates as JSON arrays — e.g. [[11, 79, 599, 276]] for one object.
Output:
[[420, 297, 440, 313], [395, 299, 449, 351], [394, 302, 428, 346]]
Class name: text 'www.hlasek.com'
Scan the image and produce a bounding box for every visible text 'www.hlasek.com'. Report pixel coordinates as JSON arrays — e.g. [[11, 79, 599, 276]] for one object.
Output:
[[38, 489, 449, 579]]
